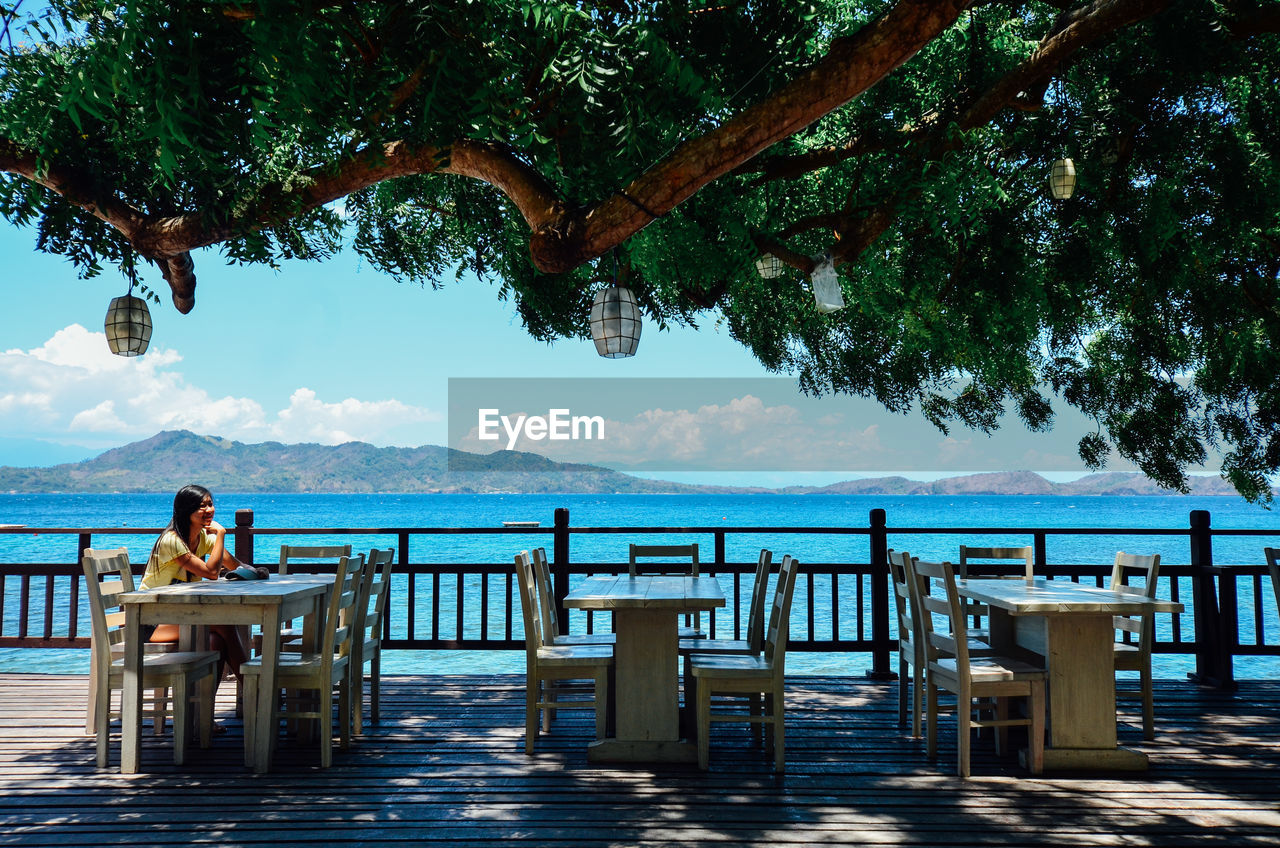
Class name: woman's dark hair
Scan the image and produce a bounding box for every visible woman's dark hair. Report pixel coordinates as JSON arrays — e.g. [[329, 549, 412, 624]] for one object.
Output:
[[151, 484, 212, 557]]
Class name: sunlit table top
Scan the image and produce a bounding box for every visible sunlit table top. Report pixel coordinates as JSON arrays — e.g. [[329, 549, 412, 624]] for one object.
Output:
[[119, 573, 331, 606], [564, 574, 725, 610], [956, 576, 1183, 615]]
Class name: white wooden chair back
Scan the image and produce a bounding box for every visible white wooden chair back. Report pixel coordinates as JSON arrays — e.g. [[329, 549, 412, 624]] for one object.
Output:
[[744, 549, 774, 654], [1110, 551, 1160, 646], [278, 543, 352, 575], [762, 555, 799, 676], [629, 543, 699, 576], [957, 545, 1034, 580], [82, 547, 136, 673], [514, 551, 545, 660], [323, 554, 364, 664], [530, 548, 561, 643], [361, 548, 396, 649], [888, 549, 924, 669], [909, 558, 970, 671]]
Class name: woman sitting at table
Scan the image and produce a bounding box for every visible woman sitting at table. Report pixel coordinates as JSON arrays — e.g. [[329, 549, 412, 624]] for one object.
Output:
[[140, 484, 249, 691]]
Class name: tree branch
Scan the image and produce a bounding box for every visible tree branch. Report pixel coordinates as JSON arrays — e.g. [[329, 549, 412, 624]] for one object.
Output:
[[827, 0, 1173, 265], [527, 0, 976, 273]]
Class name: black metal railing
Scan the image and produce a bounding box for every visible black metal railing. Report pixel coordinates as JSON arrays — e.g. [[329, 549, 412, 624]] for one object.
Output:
[[2, 506, 1277, 689]]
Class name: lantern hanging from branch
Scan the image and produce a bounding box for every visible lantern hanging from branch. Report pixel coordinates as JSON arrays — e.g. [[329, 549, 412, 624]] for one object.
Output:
[[590, 253, 641, 358], [755, 253, 785, 279], [1050, 157, 1077, 200], [104, 292, 152, 357], [810, 254, 845, 314]]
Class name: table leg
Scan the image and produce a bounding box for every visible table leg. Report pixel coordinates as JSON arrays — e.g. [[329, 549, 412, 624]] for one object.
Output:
[[1014, 612, 1149, 770], [587, 609, 696, 763], [253, 606, 282, 774], [121, 607, 143, 773]]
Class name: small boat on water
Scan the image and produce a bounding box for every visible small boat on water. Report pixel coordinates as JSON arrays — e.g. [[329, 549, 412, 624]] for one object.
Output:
[[502, 521, 540, 528]]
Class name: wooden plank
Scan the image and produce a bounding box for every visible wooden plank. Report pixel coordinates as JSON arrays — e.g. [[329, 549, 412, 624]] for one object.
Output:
[[0, 674, 1278, 846]]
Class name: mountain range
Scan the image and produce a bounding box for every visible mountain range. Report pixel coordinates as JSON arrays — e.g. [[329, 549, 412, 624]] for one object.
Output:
[[0, 430, 1251, 496]]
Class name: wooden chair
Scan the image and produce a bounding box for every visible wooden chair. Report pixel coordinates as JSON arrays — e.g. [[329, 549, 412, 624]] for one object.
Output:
[[515, 551, 613, 754], [1110, 551, 1161, 740], [678, 549, 772, 658], [889, 549, 926, 738], [689, 554, 798, 772], [907, 557, 1045, 778], [81, 547, 219, 768], [352, 547, 395, 734], [260, 544, 354, 650], [1267, 549, 1280, 622], [630, 543, 704, 638], [956, 545, 1034, 637], [531, 547, 614, 646], [242, 552, 364, 769]]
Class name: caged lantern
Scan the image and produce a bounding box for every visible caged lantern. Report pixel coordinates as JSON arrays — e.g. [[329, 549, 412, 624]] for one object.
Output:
[[590, 284, 642, 358], [104, 293, 153, 357], [1050, 157, 1077, 200], [754, 253, 785, 279]]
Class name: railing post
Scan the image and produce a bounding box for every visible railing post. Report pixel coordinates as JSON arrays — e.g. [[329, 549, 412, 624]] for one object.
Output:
[[553, 508, 571, 627], [1189, 509, 1234, 689], [866, 508, 894, 680], [234, 509, 255, 566]]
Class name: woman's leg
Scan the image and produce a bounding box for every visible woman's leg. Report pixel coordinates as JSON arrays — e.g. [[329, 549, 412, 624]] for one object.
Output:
[[209, 624, 248, 677]]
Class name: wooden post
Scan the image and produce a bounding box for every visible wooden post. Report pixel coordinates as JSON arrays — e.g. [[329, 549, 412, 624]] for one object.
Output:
[[553, 508, 571, 629], [866, 508, 894, 680], [234, 509, 255, 566], [1189, 510, 1234, 690]]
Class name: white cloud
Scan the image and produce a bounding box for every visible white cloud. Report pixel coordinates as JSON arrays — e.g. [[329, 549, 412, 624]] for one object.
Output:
[[0, 325, 441, 451]]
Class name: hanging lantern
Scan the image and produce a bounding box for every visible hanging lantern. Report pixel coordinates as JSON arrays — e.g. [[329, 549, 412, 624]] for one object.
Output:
[[810, 254, 845, 313], [590, 284, 642, 358], [104, 294, 152, 357], [755, 253, 785, 279], [1050, 157, 1076, 200]]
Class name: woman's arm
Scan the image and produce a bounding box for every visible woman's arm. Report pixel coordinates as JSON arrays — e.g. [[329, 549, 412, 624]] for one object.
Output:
[[175, 521, 229, 580]]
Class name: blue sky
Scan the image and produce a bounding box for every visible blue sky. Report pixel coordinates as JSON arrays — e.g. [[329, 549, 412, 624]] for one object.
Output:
[[0, 216, 1171, 484]]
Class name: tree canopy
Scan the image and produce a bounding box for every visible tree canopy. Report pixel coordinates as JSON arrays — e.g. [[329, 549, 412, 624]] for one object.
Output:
[[2, 1, 1279, 501]]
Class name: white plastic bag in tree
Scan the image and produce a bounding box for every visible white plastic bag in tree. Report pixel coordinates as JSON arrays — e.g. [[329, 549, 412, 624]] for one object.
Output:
[[810, 254, 845, 313]]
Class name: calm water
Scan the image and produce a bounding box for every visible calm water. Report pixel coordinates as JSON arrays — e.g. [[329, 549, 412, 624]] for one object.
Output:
[[2, 492, 1278, 677]]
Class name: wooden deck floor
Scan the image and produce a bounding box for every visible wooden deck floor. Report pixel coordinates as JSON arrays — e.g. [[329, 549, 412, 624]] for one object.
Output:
[[1, 673, 1278, 847]]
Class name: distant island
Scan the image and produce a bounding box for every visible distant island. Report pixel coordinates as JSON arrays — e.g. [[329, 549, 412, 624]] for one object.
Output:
[[0, 430, 1251, 496]]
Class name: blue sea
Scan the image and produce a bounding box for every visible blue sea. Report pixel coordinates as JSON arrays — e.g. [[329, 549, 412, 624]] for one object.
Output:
[[2, 492, 1278, 677]]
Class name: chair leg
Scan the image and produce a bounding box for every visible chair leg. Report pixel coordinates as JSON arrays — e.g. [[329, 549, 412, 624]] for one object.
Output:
[[925, 681, 939, 760], [697, 680, 711, 771], [750, 693, 763, 747], [370, 650, 381, 724], [94, 681, 112, 768], [1141, 663, 1155, 741], [338, 677, 352, 753], [86, 658, 99, 735], [152, 687, 168, 735], [897, 657, 908, 729], [957, 692, 972, 779], [171, 673, 189, 766], [525, 678, 538, 755], [321, 687, 335, 769], [594, 669, 609, 741], [243, 673, 259, 769], [1028, 682, 1045, 775], [197, 672, 214, 749], [772, 686, 785, 773], [911, 661, 924, 739], [994, 697, 1009, 756]]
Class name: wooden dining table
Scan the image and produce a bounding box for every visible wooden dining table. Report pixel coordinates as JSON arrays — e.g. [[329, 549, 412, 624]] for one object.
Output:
[[956, 576, 1183, 770], [564, 574, 725, 763], [118, 574, 332, 774]]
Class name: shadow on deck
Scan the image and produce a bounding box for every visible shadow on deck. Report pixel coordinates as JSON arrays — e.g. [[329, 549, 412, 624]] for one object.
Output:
[[1, 674, 1278, 846]]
